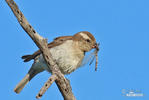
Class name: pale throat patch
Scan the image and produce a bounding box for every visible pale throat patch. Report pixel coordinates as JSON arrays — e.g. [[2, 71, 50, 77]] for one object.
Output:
[[80, 32, 91, 40]]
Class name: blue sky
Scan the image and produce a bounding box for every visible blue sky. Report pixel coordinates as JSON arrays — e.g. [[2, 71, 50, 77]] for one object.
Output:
[[0, 0, 149, 100]]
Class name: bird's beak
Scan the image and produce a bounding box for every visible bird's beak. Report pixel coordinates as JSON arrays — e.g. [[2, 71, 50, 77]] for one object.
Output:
[[92, 43, 99, 51]]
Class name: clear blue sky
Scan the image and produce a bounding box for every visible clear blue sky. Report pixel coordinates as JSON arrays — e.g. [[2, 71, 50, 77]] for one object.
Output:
[[0, 0, 149, 100]]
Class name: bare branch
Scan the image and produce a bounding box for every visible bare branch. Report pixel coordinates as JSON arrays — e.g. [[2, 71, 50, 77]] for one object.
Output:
[[5, 0, 76, 100], [36, 74, 57, 99]]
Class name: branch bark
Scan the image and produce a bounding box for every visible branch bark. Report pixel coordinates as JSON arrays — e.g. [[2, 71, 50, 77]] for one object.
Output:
[[36, 74, 57, 98], [5, 0, 76, 100]]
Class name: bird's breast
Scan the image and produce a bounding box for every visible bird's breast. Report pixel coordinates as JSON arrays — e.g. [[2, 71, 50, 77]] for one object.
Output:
[[37, 40, 84, 74]]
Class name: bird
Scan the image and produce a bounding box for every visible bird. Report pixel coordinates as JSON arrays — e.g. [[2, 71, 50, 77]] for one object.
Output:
[[14, 31, 99, 94]]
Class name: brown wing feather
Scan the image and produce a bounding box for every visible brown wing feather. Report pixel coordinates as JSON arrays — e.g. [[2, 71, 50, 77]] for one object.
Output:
[[54, 36, 72, 41], [22, 36, 73, 62]]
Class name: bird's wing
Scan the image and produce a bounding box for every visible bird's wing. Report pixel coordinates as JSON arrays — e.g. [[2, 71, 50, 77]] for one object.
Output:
[[22, 36, 73, 62]]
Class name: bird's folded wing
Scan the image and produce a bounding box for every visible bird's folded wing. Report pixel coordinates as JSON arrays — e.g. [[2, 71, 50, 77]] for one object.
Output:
[[22, 36, 73, 62]]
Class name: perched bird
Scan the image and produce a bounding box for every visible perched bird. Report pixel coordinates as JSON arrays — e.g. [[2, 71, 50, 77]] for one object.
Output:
[[14, 31, 99, 93]]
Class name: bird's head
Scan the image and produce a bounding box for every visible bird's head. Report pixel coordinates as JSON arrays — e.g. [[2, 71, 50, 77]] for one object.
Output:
[[73, 31, 99, 52]]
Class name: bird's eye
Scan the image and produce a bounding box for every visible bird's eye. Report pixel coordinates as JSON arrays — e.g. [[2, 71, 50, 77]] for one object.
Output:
[[86, 39, 91, 43]]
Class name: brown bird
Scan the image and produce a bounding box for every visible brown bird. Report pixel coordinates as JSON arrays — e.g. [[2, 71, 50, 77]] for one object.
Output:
[[14, 31, 99, 93]]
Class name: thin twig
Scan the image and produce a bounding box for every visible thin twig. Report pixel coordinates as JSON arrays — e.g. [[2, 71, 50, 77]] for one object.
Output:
[[36, 74, 57, 99]]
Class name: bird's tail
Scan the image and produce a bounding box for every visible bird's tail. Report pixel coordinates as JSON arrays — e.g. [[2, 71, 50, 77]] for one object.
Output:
[[22, 55, 34, 62], [14, 68, 40, 94]]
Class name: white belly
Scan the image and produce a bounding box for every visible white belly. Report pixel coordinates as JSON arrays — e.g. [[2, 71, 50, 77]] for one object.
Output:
[[33, 40, 84, 74]]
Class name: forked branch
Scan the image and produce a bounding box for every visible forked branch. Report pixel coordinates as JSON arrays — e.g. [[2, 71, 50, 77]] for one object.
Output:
[[5, 0, 76, 100]]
